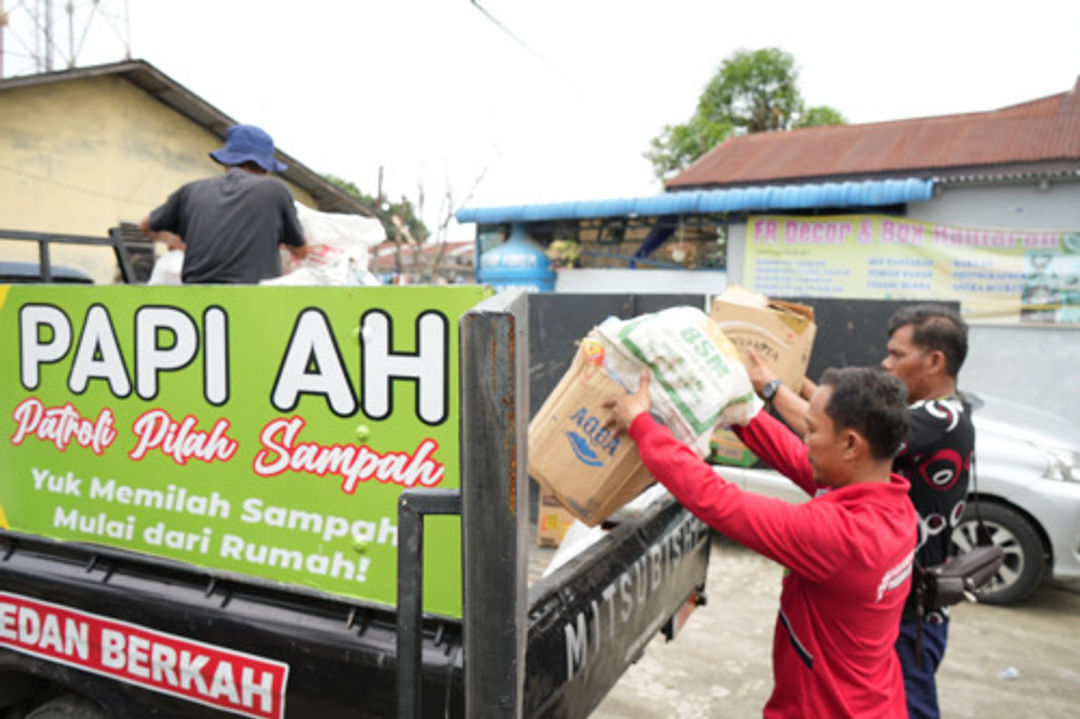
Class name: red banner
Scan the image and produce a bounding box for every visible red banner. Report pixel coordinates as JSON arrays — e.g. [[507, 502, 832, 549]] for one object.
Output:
[[0, 591, 289, 719]]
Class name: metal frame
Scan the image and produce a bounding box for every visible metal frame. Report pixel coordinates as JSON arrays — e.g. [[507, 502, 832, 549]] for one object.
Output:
[[460, 290, 529, 717], [393, 289, 528, 718], [396, 488, 464, 719], [0, 228, 137, 283]]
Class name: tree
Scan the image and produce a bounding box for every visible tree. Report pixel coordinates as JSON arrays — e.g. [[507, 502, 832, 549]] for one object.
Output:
[[325, 167, 490, 283], [325, 175, 427, 244], [646, 48, 846, 180], [325, 174, 429, 280]]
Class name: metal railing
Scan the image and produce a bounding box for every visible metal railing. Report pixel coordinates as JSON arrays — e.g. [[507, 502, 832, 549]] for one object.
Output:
[[0, 228, 137, 283]]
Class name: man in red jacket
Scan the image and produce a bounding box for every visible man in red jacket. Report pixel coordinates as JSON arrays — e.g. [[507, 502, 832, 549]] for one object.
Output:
[[605, 367, 916, 718], [747, 304, 973, 718]]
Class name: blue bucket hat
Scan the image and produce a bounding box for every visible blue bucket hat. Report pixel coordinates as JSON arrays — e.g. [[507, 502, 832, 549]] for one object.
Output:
[[210, 124, 288, 173]]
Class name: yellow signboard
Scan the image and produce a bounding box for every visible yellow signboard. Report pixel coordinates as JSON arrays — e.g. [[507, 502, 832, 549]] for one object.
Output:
[[744, 215, 1080, 324]]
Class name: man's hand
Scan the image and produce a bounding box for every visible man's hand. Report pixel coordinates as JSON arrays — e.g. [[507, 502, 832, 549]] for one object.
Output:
[[139, 216, 186, 251], [286, 243, 309, 260], [744, 348, 778, 395], [158, 232, 185, 251], [602, 370, 652, 435]]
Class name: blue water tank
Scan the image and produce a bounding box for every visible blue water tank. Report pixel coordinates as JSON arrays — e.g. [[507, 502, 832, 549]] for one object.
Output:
[[477, 223, 556, 292]]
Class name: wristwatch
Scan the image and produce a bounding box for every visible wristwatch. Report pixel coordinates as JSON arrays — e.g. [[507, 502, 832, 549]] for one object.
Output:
[[761, 379, 782, 404]]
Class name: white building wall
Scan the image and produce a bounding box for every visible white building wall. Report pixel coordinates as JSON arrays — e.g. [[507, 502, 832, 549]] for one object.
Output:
[[725, 180, 1080, 426], [908, 180, 1080, 230], [912, 180, 1080, 426]]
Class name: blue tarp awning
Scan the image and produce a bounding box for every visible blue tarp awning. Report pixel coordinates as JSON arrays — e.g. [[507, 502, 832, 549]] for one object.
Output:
[[455, 178, 934, 225]]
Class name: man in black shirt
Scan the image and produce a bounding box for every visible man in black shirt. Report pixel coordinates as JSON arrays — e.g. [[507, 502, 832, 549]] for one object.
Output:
[[140, 124, 308, 284], [747, 304, 973, 719]]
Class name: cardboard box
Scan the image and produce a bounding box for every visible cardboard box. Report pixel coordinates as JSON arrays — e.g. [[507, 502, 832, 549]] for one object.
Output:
[[708, 287, 816, 465], [528, 343, 654, 527], [536, 490, 576, 547]]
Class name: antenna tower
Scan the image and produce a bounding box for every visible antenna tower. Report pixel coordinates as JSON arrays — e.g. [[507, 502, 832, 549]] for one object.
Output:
[[0, 0, 131, 79]]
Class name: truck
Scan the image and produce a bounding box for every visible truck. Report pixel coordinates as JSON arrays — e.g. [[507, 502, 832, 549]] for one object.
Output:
[[0, 230, 712, 719]]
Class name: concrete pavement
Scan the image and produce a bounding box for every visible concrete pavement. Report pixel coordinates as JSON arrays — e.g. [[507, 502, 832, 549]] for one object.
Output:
[[592, 535, 1080, 718]]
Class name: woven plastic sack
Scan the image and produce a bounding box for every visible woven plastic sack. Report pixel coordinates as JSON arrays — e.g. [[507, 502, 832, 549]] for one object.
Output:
[[594, 306, 762, 457]]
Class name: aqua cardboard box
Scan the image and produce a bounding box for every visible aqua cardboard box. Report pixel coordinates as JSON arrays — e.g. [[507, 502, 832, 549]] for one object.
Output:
[[528, 342, 653, 527]]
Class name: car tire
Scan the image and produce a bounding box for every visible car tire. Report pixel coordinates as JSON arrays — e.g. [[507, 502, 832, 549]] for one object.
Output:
[[951, 502, 1047, 606], [0, 672, 42, 710]]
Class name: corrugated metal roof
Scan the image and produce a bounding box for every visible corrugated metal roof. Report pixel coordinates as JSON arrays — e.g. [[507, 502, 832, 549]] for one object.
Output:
[[455, 178, 933, 224], [667, 76, 1080, 190], [0, 60, 370, 215]]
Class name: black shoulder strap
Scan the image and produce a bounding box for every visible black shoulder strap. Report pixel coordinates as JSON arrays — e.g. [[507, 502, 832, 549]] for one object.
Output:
[[970, 455, 992, 546]]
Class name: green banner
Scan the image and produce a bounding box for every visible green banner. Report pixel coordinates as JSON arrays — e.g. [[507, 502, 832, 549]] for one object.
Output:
[[745, 215, 1080, 324], [0, 285, 490, 618]]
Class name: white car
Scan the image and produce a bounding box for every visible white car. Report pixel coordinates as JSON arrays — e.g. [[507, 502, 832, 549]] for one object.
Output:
[[715, 392, 1080, 605]]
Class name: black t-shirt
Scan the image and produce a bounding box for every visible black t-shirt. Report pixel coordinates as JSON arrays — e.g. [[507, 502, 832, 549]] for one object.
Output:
[[892, 395, 975, 615], [149, 169, 306, 284]]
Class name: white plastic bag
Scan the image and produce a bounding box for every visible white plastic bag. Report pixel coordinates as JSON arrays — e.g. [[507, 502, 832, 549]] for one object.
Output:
[[594, 306, 762, 457], [267, 202, 386, 286], [147, 249, 184, 285]]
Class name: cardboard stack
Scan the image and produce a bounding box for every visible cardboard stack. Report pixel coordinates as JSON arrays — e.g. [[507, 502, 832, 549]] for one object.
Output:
[[708, 287, 817, 465], [527, 297, 810, 527], [529, 304, 764, 528]]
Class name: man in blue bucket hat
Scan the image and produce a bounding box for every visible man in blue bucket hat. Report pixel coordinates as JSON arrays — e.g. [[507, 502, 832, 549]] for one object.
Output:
[[140, 124, 308, 283]]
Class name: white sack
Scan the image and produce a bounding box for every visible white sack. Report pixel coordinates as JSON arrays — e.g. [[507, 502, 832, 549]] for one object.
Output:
[[594, 306, 762, 457], [269, 202, 386, 286]]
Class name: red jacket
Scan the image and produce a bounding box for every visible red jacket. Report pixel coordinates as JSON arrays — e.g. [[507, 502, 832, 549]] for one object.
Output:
[[629, 411, 916, 718]]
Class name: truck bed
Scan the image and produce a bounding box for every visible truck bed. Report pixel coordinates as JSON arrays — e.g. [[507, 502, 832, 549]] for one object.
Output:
[[1, 489, 708, 719]]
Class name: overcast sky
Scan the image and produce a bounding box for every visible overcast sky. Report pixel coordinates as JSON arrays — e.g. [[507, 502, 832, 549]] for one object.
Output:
[[5, 1, 1080, 238]]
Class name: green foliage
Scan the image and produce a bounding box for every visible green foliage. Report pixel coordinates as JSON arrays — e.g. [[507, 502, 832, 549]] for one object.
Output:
[[645, 48, 846, 180], [794, 105, 847, 128], [697, 47, 801, 134], [647, 119, 732, 183], [325, 174, 428, 243]]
